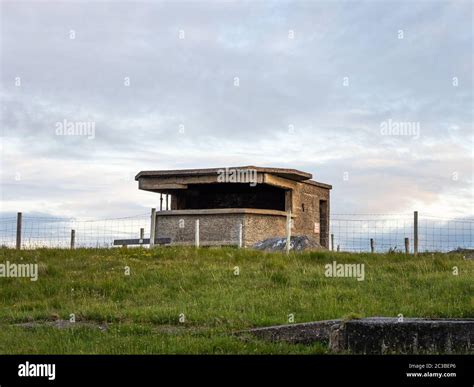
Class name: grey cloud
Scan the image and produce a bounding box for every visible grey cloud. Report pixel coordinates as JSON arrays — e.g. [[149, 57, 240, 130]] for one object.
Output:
[[0, 0, 472, 218]]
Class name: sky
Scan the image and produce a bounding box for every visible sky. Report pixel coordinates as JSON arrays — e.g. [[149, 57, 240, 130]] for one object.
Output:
[[0, 0, 473, 220]]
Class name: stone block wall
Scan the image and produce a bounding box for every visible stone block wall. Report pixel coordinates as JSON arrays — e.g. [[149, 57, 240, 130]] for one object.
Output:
[[155, 210, 288, 247], [242, 214, 287, 247], [291, 182, 330, 248]]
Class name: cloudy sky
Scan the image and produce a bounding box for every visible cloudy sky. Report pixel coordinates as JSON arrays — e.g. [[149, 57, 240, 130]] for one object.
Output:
[[0, 0, 472, 219]]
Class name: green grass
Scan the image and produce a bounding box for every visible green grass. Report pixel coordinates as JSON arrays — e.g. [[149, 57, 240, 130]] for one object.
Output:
[[0, 247, 472, 354]]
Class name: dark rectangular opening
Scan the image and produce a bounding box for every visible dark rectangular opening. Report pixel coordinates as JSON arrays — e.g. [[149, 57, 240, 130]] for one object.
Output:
[[173, 183, 286, 211], [319, 200, 328, 247]]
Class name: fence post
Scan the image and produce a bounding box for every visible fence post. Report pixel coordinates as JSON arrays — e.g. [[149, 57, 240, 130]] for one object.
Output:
[[370, 238, 375, 253], [160, 194, 163, 211], [195, 219, 200, 248], [70, 229, 75, 249], [414, 211, 418, 256], [139, 228, 144, 245], [331, 234, 334, 251], [16, 212, 22, 250], [404, 237, 409, 254], [150, 208, 156, 248], [337, 245, 340, 252], [238, 223, 243, 248], [286, 211, 292, 255]]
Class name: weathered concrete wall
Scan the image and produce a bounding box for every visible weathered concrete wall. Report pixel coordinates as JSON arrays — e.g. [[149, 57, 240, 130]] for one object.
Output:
[[330, 318, 474, 354], [248, 319, 340, 345], [292, 182, 330, 248], [242, 214, 287, 247], [246, 317, 474, 354], [155, 210, 287, 247], [156, 212, 242, 245]]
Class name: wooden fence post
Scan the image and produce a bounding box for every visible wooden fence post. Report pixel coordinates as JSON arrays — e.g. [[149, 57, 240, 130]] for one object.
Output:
[[404, 237, 409, 254], [70, 229, 75, 249], [370, 238, 375, 253], [337, 245, 340, 252], [331, 234, 334, 251], [195, 219, 200, 248], [150, 208, 156, 248], [414, 211, 418, 256], [286, 211, 292, 255], [159, 194, 163, 211], [238, 223, 243, 248], [16, 212, 22, 250]]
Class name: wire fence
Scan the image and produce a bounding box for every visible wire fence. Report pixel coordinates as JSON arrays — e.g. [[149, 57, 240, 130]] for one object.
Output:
[[0, 212, 473, 252], [330, 213, 474, 253], [0, 214, 150, 249]]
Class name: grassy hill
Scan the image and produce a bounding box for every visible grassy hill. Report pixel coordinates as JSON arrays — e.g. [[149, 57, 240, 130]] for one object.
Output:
[[0, 247, 472, 354]]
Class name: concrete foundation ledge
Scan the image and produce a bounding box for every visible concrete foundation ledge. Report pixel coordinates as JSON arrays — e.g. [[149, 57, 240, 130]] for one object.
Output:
[[245, 317, 474, 354]]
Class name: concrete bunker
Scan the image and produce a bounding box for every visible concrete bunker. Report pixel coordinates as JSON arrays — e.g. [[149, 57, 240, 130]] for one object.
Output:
[[135, 166, 332, 248]]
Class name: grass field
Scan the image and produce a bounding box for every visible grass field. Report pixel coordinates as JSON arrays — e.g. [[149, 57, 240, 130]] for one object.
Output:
[[0, 247, 472, 354]]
